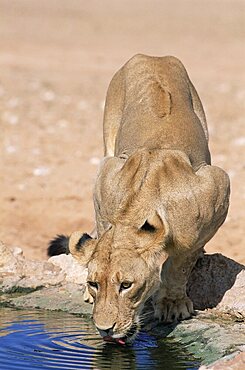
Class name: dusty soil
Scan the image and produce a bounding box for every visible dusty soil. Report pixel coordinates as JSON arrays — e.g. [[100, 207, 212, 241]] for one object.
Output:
[[0, 0, 244, 263]]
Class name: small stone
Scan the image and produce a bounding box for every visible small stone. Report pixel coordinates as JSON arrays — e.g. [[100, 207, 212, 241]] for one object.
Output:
[[2, 112, 19, 125], [12, 247, 24, 257], [89, 157, 100, 165], [5, 145, 17, 154], [31, 148, 41, 156], [0, 241, 24, 275], [29, 79, 41, 91], [40, 90, 55, 102], [236, 89, 245, 102], [216, 83, 230, 94], [17, 183, 26, 191], [77, 100, 88, 110], [232, 137, 245, 147], [33, 166, 50, 176], [57, 119, 69, 128], [7, 97, 20, 108]]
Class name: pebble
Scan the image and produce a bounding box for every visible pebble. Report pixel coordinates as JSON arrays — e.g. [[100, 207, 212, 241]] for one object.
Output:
[[5, 145, 17, 154], [89, 157, 100, 165], [40, 90, 56, 102], [31, 148, 41, 156], [57, 119, 69, 128], [232, 137, 245, 147], [33, 166, 51, 176], [2, 112, 19, 125], [17, 183, 26, 191], [216, 83, 230, 94], [77, 100, 88, 110], [29, 79, 41, 91], [236, 89, 245, 102], [7, 97, 20, 108]]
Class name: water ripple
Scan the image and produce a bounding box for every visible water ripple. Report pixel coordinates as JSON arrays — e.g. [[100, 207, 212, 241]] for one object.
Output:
[[0, 308, 200, 369]]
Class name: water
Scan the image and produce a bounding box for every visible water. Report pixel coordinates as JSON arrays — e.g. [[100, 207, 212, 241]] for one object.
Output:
[[0, 308, 201, 370]]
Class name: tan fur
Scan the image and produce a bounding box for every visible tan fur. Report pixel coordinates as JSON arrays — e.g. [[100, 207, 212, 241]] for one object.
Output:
[[70, 55, 230, 342]]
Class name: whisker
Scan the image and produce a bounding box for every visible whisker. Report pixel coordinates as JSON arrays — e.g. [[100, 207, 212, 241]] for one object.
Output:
[[140, 310, 154, 318], [139, 310, 155, 322]]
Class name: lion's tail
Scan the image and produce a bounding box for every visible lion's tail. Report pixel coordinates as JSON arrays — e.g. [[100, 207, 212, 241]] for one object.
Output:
[[47, 235, 70, 257]]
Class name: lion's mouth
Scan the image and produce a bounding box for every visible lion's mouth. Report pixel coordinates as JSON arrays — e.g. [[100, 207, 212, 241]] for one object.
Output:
[[102, 323, 139, 345], [103, 336, 126, 345]]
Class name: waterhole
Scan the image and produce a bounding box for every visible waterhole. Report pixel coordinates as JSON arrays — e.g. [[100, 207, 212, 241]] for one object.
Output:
[[0, 308, 201, 369]]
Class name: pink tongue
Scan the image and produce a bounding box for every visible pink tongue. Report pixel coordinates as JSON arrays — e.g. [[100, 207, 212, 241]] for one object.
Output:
[[103, 336, 126, 345], [115, 338, 126, 345]]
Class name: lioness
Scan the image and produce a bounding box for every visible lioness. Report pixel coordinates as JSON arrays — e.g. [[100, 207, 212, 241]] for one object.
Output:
[[49, 55, 230, 344]]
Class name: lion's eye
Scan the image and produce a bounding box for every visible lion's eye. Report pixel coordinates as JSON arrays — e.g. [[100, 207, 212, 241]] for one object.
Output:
[[87, 281, 98, 289], [120, 282, 133, 291]]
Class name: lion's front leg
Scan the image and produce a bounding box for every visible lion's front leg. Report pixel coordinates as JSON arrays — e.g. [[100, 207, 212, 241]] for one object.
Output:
[[153, 296, 194, 323], [153, 248, 203, 323]]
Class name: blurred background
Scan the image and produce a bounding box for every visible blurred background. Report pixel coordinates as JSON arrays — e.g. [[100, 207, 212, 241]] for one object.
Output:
[[0, 0, 244, 263]]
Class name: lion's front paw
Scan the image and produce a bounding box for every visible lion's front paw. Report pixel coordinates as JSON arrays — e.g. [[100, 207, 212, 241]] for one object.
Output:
[[153, 296, 194, 323], [83, 285, 94, 304]]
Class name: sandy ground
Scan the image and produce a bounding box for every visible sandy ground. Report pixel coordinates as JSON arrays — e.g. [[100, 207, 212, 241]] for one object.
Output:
[[0, 0, 244, 263]]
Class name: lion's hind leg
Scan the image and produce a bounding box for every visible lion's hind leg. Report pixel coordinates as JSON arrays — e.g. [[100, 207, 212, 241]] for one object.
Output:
[[153, 248, 203, 323]]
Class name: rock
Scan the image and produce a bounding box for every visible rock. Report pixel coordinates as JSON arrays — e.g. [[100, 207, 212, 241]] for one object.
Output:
[[0, 276, 23, 293], [215, 270, 245, 318], [0, 240, 25, 275], [199, 350, 245, 369], [187, 253, 245, 318], [5, 283, 92, 315], [20, 259, 65, 288], [0, 242, 65, 292], [48, 254, 87, 284], [150, 312, 245, 366], [0, 242, 87, 292]]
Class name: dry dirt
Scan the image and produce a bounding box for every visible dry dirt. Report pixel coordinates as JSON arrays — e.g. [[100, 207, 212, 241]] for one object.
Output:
[[0, 0, 244, 263]]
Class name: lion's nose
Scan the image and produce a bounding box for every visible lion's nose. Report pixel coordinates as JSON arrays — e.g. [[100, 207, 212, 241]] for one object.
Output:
[[96, 323, 116, 337]]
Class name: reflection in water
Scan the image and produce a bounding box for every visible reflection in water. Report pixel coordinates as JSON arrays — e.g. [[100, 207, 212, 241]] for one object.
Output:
[[0, 308, 200, 369]]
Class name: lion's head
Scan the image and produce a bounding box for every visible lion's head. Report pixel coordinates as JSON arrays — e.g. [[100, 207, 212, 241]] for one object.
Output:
[[69, 212, 168, 343]]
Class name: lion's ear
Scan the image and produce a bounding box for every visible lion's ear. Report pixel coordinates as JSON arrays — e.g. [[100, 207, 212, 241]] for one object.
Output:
[[140, 212, 162, 233], [140, 211, 169, 237], [69, 231, 96, 266], [137, 211, 169, 266]]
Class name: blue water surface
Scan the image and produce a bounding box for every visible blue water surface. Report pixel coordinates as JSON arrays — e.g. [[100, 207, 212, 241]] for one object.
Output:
[[0, 308, 200, 370]]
